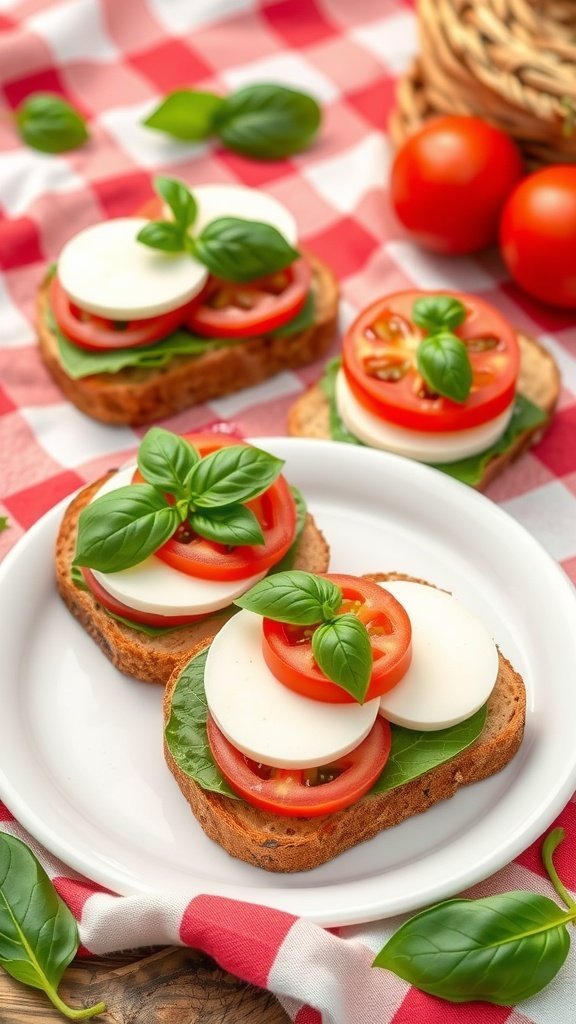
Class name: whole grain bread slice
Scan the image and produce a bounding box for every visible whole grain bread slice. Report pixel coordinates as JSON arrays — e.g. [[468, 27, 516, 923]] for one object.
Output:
[[56, 474, 330, 685], [162, 571, 526, 872], [287, 333, 559, 490], [38, 249, 338, 425]]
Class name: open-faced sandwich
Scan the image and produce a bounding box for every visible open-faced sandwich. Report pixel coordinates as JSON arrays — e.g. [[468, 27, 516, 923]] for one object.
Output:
[[289, 291, 559, 489], [163, 569, 525, 871], [56, 430, 329, 684], [38, 178, 338, 424]]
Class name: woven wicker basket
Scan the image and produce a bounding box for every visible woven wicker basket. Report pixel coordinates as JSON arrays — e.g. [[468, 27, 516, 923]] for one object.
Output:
[[389, 0, 576, 166]]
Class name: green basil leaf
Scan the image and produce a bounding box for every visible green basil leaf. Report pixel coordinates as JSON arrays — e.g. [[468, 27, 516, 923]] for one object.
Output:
[[143, 89, 224, 141], [0, 834, 106, 1019], [215, 83, 321, 159], [73, 484, 179, 572], [417, 332, 473, 403], [190, 503, 264, 546], [136, 220, 184, 252], [165, 648, 239, 798], [370, 706, 487, 792], [236, 570, 341, 624], [312, 614, 372, 702], [16, 93, 88, 154], [374, 892, 575, 1005], [542, 828, 576, 912], [269, 485, 307, 573], [0, 515, 9, 533], [154, 175, 197, 231], [188, 445, 284, 508], [137, 427, 198, 496], [412, 295, 467, 333], [193, 217, 299, 283]]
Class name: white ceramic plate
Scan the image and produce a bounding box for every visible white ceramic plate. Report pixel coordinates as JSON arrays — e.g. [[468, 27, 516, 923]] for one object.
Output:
[[1, 438, 576, 927]]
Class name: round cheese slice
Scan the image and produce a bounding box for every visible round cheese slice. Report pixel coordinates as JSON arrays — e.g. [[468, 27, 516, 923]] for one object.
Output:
[[58, 218, 208, 320], [378, 581, 499, 730], [335, 370, 515, 463], [191, 184, 298, 246], [90, 467, 265, 617], [204, 609, 380, 769]]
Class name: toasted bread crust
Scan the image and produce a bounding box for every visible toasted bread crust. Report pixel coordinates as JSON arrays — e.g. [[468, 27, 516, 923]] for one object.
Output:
[[287, 333, 560, 490], [38, 249, 338, 425], [163, 572, 526, 872], [56, 474, 330, 685]]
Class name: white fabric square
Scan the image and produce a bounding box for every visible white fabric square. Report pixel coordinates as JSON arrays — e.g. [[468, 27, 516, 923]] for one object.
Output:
[[222, 52, 339, 104], [539, 332, 576, 396], [28, 0, 119, 63], [0, 278, 35, 348], [386, 241, 498, 292], [0, 149, 84, 218], [210, 370, 302, 417], [99, 99, 208, 169], [147, 0, 253, 33], [21, 404, 138, 468], [501, 481, 576, 562], [352, 10, 418, 74], [518, 940, 576, 1023], [303, 133, 391, 214]]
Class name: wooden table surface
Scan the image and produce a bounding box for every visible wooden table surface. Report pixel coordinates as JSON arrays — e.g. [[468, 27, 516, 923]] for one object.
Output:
[[0, 948, 291, 1023]]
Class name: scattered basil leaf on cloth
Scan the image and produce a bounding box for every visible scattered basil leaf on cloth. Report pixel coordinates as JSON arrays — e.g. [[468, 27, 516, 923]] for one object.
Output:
[[374, 828, 576, 1005], [143, 83, 321, 159], [0, 833, 106, 1020], [16, 93, 88, 153], [417, 331, 473, 403]]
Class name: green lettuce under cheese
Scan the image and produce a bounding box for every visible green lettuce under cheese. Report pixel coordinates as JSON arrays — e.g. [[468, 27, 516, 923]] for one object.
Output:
[[165, 646, 487, 798], [48, 290, 316, 380], [320, 358, 547, 488]]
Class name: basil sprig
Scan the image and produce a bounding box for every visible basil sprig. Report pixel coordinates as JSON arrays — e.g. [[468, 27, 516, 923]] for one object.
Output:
[[16, 93, 89, 154], [375, 828, 576, 1005], [0, 834, 106, 1020], [143, 83, 321, 160], [137, 175, 298, 283], [412, 295, 473, 404], [236, 571, 373, 702], [73, 429, 283, 573]]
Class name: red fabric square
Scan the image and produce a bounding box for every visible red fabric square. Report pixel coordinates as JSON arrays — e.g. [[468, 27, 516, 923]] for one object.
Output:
[[93, 171, 153, 219], [0, 15, 14, 30], [561, 554, 576, 586], [130, 39, 213, 92], [262, 0, 338, 47], [3, 66, 72, 110], [0, 216, 44, 270], [305, 216, 378, 279], [347, 75, 398, 131], [0, 25, 52, 87], [0, 385, 16, 416], [0, 803, 15, 821], [215, 146, 294, 188], [500, 281, 576, 335], [295, 1008, 322, 1024], [532, 404, 576, 476], [391, 988, 513, 1023], [4, 469, 83, 529], [515, 803, 576, 891]]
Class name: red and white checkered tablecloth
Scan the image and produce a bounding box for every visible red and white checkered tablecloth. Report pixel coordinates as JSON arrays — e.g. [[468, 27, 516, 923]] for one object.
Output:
[[1, 2, 576, 1022]]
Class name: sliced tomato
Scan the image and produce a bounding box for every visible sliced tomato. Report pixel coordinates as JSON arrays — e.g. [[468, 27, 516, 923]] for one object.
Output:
[[81, 568, 204, 628], [263, 574, 412, 704], [186, 258, 311, 339], [50, 275, 195, 351], [207, 713, 391, 817], [342, 291, 520, 432], [135, 433, 297, 582]]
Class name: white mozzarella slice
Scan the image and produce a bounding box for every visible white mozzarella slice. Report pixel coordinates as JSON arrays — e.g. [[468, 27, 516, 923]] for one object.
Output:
[[335, 370, 514, 463], [191, 184, 298, 246], [90, 467, 265, 617], [204, 609, 380, 769], [58, 218, 208, 320], [378, 581, 499, 730]]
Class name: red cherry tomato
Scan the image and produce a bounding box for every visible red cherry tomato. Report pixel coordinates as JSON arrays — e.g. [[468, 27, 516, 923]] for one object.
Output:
[[262, 574, 412, 704], [145, 434, 297, 582], [391, 116, 523, 254], [342, 290, 519, 432], [500, 165, 576, 309], [207, 713, 392, 817], [187, 259, 310, 339], [81, 568, 205, 628], [50, 275, 194, 351]]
